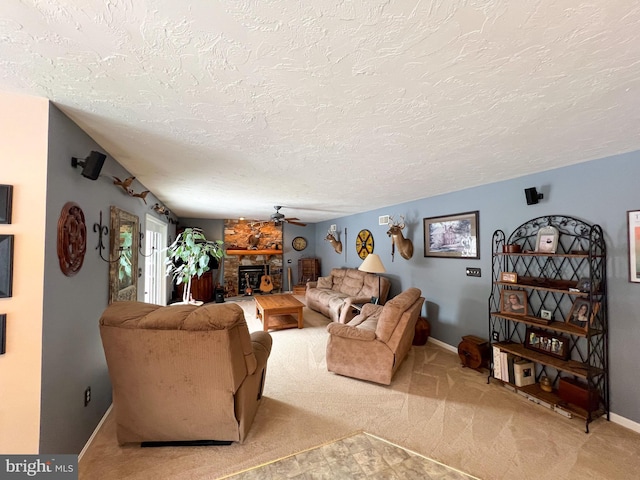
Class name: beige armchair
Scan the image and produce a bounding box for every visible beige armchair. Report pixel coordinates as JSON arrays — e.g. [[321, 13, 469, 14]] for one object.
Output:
[[326, 288, 424, 385], [99, 301, 272, 445]]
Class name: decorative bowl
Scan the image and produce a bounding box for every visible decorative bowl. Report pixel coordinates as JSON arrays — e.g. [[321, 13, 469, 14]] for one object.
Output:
[[503, 244, 522, 253]]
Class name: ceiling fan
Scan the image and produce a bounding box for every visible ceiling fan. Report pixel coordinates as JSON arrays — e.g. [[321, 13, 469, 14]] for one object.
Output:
[[270, 206, 307, 226]]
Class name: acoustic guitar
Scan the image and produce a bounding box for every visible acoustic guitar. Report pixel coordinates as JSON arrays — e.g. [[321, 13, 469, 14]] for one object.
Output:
[[259, 264, 274, 293], [244, 273, 253, 296]]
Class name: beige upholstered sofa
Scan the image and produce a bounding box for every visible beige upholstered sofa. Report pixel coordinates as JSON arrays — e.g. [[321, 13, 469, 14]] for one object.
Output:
[[305, 268, 391, 324], [325, 288, 424, 385], [99, 301, 272, 445]]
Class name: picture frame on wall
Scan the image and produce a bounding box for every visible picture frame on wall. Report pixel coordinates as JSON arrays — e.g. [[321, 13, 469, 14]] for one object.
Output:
[[0, 185, 13, 224], [0, 234, 14, 298], [0, 314, 6, 355], [423, 211, 479, 259], [628, 210, 640, 283]]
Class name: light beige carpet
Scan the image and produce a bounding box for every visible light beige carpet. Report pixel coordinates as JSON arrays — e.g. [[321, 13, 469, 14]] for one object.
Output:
[[219, 431, 479, 479], [79, 297, 640, 480]]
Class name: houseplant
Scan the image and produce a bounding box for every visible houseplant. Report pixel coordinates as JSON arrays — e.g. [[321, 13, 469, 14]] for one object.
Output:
[[166, 228, 224, 304]]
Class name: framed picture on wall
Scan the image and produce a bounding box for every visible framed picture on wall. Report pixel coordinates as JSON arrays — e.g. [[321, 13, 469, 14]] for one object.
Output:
[[628, 210, 640, 283], [0, 185, 12, 224], [423, 211, 479, 259], [0, 234, 14, 298]]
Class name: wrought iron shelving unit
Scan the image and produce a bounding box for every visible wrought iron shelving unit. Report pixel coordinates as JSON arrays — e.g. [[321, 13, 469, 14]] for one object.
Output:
[[488, 215, 608, 432]]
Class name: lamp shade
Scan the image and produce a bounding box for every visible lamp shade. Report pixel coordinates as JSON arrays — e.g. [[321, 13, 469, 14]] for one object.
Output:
[[358, 253, 386, 274]]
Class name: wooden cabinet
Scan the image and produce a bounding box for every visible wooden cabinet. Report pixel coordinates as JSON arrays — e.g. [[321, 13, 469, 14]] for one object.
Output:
[[298, 258, 320, 285], [176, 270, 215, 303], [489, 215, 608, 432]]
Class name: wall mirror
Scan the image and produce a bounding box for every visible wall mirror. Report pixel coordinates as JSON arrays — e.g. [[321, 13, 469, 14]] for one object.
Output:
[[109, 206, 139, 303]]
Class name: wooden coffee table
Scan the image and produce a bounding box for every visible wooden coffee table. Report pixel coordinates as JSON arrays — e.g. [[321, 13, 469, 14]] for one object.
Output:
[[254, 294, 304, 331]]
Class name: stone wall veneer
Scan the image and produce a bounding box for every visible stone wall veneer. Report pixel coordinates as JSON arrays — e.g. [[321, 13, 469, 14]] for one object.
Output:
[[223, 220, 283, 297]]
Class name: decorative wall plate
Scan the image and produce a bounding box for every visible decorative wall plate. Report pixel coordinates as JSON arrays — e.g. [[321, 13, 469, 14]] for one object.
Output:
[[57, 202, 87, 276], [356, 229, 374, 259]]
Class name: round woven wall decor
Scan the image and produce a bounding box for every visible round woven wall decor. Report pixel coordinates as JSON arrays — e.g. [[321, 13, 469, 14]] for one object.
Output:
[[57, 202, 87, 276]]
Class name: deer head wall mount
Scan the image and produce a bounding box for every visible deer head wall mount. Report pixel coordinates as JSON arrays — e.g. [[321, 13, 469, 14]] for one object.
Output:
[[325, 230, 343, 254], [387, 215, 414, 260]]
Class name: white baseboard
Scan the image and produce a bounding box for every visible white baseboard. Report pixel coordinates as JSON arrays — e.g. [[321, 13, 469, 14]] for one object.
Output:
[[426, 337, 640, 433], [79, 404, 112, 461], [610, 412, 640, 434], [427, 336, 457, 353]]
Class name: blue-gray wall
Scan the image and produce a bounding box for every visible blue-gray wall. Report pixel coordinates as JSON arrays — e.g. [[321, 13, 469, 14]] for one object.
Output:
[[310, 152, 640, 425], [40, 105, 176, 453]]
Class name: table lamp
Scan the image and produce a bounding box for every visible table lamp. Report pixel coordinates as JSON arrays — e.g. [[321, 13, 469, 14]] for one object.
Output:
[[358, 253, 386, 304]]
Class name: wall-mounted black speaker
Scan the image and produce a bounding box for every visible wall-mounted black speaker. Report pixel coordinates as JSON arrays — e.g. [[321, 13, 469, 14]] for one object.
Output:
[[71, 151, 106, 180], [524, 187, 543, 205]]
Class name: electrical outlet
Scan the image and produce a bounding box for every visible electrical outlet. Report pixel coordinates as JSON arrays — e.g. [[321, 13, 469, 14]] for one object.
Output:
[[466, 267, 481, 277], [492, 331, 499, 341], [84, 387, 91, 407]]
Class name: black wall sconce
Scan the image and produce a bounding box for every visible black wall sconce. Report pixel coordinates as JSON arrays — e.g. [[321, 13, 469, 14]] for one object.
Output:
[[524, 187, 544, 205], [93, 210, 125, 263], [71, 151, 106, 180], [139, 231, 156, 257]]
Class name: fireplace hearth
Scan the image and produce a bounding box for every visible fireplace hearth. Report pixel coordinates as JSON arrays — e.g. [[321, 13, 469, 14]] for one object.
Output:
[[239, 265, 270, 294]]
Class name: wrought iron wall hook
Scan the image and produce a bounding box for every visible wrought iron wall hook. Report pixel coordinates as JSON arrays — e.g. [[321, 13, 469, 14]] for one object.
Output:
[[139, 231, 156, 257], [94, 210, 122, 263]]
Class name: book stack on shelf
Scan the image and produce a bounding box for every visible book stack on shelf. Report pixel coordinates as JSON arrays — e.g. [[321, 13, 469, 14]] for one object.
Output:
[[492, 347, 535, 387]]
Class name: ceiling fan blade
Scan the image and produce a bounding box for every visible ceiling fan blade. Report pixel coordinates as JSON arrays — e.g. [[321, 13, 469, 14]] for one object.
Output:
[[285, 217, 300, 221], [286, 220, 307, 226]]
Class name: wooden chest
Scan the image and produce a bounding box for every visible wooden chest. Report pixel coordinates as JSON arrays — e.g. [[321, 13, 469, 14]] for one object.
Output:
[[558, 377, 600, 411], [292, 284, 307, 295]]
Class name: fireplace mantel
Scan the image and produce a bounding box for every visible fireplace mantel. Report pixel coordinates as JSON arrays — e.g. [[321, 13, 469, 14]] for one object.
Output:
[[226, 249, 282, 256]]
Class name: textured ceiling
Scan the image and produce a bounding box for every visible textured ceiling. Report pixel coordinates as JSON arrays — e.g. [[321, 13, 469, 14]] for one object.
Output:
[[2, 1, 640, 223]]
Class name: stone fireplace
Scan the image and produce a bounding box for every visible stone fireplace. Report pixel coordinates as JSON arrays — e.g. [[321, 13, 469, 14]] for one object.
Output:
[[223, 220, 283, 297]]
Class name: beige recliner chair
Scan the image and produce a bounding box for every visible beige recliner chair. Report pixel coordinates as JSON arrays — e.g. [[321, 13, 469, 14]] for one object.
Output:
[[326, 288, 424, 385], [99, 301, 272, 445]]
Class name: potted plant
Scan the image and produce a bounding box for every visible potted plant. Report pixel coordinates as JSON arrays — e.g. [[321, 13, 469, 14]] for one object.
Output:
[[166, 228, 224, 304]]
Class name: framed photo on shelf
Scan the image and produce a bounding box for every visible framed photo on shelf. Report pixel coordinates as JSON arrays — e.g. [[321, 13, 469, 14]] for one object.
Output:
[[423, 211, 479, 259], [500, 272, 518, 283], [535, 225, 559, 253], [540, 309, 553, 320], [566, 298, 600, 332], [628, 210, 640, 283], [525, 327, 570, 360], [500, 289, 528, 316], [0, 185, 12, 224]]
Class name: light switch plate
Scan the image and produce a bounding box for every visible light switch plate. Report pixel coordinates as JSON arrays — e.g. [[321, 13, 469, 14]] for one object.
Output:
[[466, 267, 481, 277]]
